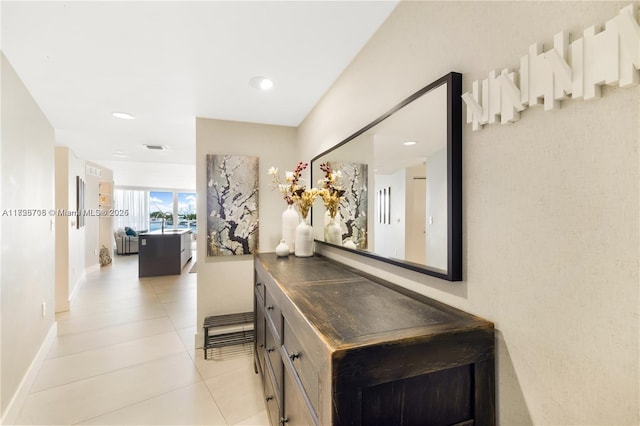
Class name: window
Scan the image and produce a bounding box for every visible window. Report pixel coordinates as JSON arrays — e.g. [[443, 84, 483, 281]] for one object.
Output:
[[149, 191, 173, 232], [114, 188, 196, 233], [113, 189, 148, 232], [178, 192, 197, 231]]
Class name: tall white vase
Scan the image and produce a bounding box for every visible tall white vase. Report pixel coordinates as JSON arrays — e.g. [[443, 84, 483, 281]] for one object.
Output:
[[324, 216, 342, 246], [282, 204, 299, 254], [294, 216, 314, 257]]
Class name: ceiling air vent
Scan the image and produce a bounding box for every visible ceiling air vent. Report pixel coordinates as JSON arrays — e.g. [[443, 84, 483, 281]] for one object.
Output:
[[144, 144, 166, 151]]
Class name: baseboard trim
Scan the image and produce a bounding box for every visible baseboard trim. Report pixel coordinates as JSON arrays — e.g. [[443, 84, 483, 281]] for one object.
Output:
[[68, 266, 92, 306], [1, 322, 57, 425], [85, 263, 100, 276]]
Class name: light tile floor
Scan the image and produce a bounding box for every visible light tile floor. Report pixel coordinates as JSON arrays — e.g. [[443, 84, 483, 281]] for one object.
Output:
[[15, 253, 269, 425]]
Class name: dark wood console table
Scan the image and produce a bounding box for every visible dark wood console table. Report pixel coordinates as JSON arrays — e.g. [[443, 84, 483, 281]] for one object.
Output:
[[254, 253, 495, 426]]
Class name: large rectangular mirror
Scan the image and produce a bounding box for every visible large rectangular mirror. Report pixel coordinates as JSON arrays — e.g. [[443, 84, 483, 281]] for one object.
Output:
[[311, 72, 462, 281]]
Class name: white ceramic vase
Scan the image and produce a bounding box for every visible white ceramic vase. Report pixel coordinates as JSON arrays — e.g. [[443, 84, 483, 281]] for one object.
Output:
[[343, 239, 357, 250], [324, 216, 342, 246], [294, 216, 314, 257], [282, 204, 299, 254], [275, 240, 289, 257], [323, 209, 331, 227]]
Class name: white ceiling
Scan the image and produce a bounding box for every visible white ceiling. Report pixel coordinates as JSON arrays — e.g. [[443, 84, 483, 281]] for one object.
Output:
[[2, 1, 398, 165]]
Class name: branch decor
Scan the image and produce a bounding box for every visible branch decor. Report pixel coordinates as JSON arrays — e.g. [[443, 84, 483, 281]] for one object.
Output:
[[268, 162, 308, 206], [318, 162, 346, 219], [292, 187, 319, 220]]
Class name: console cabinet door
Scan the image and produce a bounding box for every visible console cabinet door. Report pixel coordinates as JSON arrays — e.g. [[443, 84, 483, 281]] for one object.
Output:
[[283, 372, 316, 426]]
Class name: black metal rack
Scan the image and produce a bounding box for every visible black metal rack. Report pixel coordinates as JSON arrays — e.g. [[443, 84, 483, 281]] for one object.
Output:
[[203, 312, 255, 359]]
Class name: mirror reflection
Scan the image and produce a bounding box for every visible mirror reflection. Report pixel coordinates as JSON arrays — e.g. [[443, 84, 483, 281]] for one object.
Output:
[[311, 73, 461, 280]]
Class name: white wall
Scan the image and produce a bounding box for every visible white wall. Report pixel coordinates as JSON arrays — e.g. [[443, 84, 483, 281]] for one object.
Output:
[[195, 118, 297, 346], [96, 167, 114, 255], [54, 151, 113, 312], [54, 147, 80, 312], [1, 53, 56, 418], [66, 150, 86, 303], [98, 159, 195, 190], [84, 161, 113, 273], [298, 2, 639, 424]]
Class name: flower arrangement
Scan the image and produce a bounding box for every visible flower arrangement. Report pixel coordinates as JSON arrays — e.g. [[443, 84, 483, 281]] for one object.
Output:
[[292, 188, 319, 220], [268, 162, 308, 205], [318, 162, 345, 218]]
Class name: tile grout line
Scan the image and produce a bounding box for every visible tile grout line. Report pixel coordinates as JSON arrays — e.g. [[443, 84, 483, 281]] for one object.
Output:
[[184, 344, 232, 425], [35, 330, 188, 392], [69, 381, 211, 426], [55, 312, 170, 339], [46, 323, 177, 360], [26, 349, 192, 398]]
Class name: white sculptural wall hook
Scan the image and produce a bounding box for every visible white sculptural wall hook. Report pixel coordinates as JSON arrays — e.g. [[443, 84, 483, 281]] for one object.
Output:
[[462, 4, 640, 131]]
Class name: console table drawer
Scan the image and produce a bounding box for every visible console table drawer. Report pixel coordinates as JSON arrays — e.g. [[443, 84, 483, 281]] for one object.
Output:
[[255, 280, 265, 305], [283, 318, 319, 414], [265, 287, 282, 336], [265, 326, 283, 392]]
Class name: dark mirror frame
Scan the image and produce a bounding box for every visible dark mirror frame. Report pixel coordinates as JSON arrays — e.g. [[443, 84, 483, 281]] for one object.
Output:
[[312, 72, 462, 282]]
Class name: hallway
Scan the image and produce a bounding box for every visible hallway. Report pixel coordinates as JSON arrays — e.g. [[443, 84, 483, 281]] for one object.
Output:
[[14, 254, 268, 425]]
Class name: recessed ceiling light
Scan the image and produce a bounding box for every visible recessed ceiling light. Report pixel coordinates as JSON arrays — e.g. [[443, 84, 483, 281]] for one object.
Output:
[[112, 111, 135, 120], [403, 141, 417, 146], [113, 150, 128, 158], [249, 76, 274, 91]]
